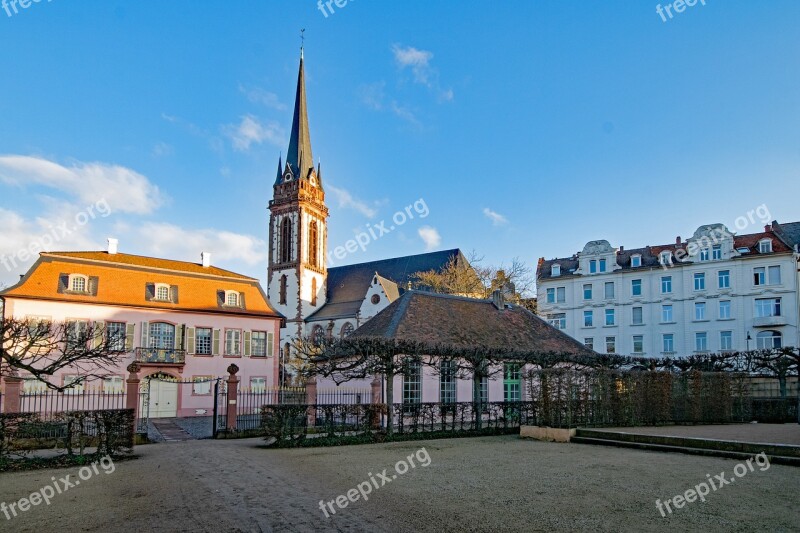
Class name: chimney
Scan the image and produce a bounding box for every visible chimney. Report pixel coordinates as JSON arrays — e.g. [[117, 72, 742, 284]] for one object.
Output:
[[619, 246, 624, 252], [201, 252, 211, 268], [764, 224, 772, 233], [676, 236, 681, 245], [107, 238, 119, 255], [492, 289, 505, 310]]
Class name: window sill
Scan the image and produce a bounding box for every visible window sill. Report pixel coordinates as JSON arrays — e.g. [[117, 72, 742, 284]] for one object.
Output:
[[193, 353, 213, 357], [603, 325, 617, 328], [693, 319, 710, 323], [717, 318, 735, 321], [223, 355, 242, 358], [630, 323, 645, 327], [581, 326, 596, 330], [660, 321, 677, 325]]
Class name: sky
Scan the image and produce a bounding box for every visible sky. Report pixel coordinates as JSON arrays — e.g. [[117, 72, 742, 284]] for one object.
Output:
[[1, 0, 798, 288]]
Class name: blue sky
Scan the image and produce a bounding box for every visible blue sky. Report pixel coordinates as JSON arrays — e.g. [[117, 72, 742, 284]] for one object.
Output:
[[1, 0, 798, 287]]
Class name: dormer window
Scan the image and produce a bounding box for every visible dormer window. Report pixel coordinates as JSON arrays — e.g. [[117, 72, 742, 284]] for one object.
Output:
[[70, 274, 88, 293], [599, 259, 607, 272], [699, 248, 710, 262], [712, 245, 722, 260], [758, 239, 773, 253], [589, 260, 597, 274], [156, 285, 170, 301], [226, 291, 239, 307], [660, 251, 672, 265], [146, 283, 177, 303], [551, 264, 561, 277], [631, 255, 642, 268]]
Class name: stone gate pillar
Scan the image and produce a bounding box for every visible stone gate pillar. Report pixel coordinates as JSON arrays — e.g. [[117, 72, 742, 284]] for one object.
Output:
[[125, 363, 141, 423], [2, 375, 22, 413], [226, 364, 240, 431]]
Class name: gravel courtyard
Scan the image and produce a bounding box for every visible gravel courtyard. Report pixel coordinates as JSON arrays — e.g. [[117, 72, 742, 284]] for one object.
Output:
[[1, 435, 798, 532]]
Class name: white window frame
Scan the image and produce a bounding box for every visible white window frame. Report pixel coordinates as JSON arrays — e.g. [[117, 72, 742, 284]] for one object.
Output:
[[251, 331, 267, 357], [631, 279, 642, 297], [719, 300, 731, 320], [154, 283, 171, 301], [69, 274, 89, 293], [225, 329, 242, 356], [605, 309, 615, 326], [718, 270, 730, 289], [631, 254, 642, 268], [758, 239, 773, 253], [661, 276, 672, 294], [663, 334, 674, 353], [632, 335, 644, 354], [583, 310, 593, 327], [604, 282, 615, 300], [712, 245, 722, 260], [632, 306, 643, 325], [755, 298, 781, 318], [583, 284, 592, 300], [225, 290, 240, 307], [605, 336, 616, 354], [720, 331, 733, 351], [661, 304, 673, 323], [694, 272, 706, 291], [660, 251, 671, 265], [192, 376, 213, 395], [551, 264, 561, 277], [694, 302, 706, 321], [695, 332, 708, 352], [699, 248, 710, 262]]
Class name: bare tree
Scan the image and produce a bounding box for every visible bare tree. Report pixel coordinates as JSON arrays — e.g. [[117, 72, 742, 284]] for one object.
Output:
[[1, 318, 127, 391], [414, 251, 536, 307]]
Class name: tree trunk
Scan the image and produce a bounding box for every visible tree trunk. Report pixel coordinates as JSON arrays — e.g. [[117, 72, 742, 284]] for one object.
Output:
[[473, 370, 482, 430]]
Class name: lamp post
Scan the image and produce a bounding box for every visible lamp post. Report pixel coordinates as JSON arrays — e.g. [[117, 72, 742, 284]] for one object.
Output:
[[746, 332, 752, 351]]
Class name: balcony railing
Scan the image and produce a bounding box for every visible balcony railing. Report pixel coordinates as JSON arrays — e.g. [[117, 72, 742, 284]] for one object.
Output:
[[135, 347, 186, 364]]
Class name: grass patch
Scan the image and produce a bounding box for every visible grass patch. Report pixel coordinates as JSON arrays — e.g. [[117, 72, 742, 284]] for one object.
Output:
[[0, 454, 137, 473]]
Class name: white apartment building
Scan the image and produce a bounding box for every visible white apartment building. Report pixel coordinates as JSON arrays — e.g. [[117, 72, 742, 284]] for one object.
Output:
[[536, 222, 800, 356]]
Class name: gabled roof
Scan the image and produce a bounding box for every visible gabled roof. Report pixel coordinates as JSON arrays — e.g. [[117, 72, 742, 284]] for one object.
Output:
[[375, 274, 400, 302], [306, 249, 466, 322], [1, 251, 280, 318], [352, 290, 595, 355]]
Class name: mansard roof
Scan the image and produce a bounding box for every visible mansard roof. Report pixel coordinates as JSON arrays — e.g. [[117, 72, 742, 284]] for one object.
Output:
[[537, 222, 798, 281], [352, 290, 595, 355], [1, 251, 281, 318], [305, 249, 466, 322]]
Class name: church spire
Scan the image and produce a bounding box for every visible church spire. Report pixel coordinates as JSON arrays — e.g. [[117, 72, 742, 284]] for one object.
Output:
[[285, 51, 314, 181]]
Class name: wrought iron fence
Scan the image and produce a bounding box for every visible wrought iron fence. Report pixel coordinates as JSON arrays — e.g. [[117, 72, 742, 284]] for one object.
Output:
[[18, 389, 127, 419]]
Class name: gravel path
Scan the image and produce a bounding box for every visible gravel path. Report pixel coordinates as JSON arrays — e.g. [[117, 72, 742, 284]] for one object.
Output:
[[1, 435, 798, 532]]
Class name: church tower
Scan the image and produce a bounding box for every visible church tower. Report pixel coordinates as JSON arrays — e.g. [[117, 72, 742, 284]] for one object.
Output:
[[268, 50, 328, 343]]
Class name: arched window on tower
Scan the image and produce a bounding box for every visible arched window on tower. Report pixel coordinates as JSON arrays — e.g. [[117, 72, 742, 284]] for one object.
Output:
[[311, 277, 317, 306], [279, 275, 287, 305], [309, 220, 319, 268], [280, 217, 293, 263], [340, 322, 354, 338]]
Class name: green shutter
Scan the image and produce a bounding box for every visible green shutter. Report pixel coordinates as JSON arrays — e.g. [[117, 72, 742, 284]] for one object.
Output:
[[175, 325, 184, 350], [212, 329, 221, 356], [141, 321, 149, 348], [125, 323, 135, 352], [187, 327, 195, 354], [267, 332, 274, 357], [93, 321, 105, 349], [243, 331, 251, 356]]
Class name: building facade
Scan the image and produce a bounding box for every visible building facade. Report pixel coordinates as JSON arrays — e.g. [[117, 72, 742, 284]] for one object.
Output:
[[0, 244, 282, 417], [537, 222, 800, 356]]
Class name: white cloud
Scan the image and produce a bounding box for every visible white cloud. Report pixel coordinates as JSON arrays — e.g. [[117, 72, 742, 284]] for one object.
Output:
[[359, 81, 386, 111], [326, 184, 378, 218], [134, 222, 267, 266], [390, 101, 422, 128], [392, 44, 453, 101], [483, 207, 508, 226], [238, 84, 286, 110], [0, 155, 164, 215], [224, 115, 284, 152], [0, 207, 100, 285], [418, 226, 441, 251], [392, 45, 434, 85], [152, 142, 173, 157]]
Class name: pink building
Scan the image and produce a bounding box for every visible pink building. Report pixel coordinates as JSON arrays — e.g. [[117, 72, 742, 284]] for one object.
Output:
[[0, 243, 282, 418]]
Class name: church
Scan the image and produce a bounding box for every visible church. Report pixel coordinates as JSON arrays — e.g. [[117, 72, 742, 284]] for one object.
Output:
[[266, 51, 469, 383]]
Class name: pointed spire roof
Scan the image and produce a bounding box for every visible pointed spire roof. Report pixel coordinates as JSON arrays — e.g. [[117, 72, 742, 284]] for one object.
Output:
[[274, 154, 283, 186], [285, 54, 314, 181]]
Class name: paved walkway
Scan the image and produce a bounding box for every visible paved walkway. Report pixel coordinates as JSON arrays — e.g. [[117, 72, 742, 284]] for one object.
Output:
[[596, 423, 800, 445], [151, 419, 196, 441]]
